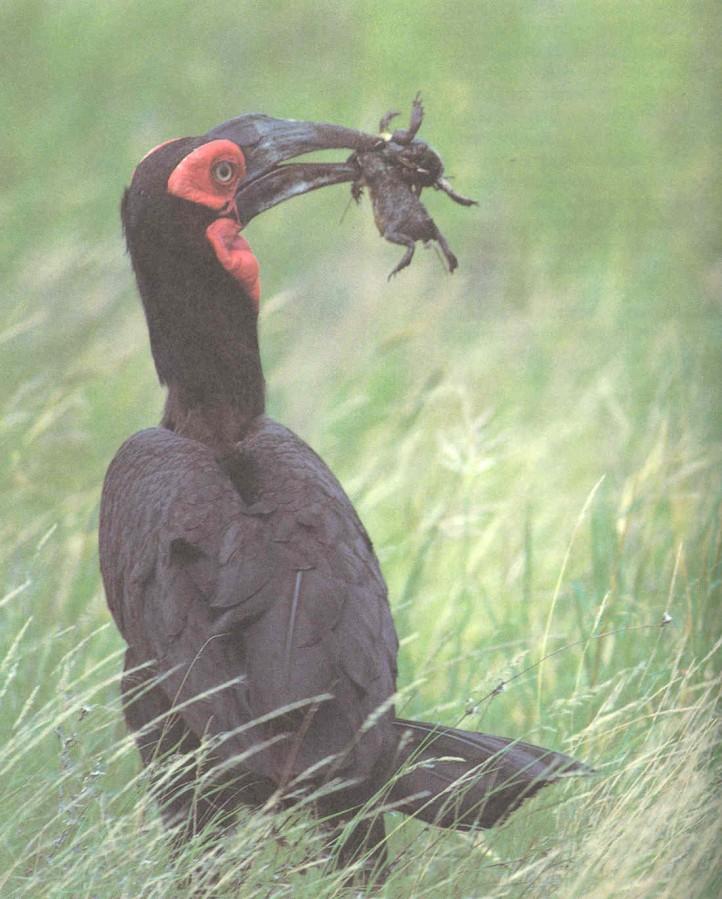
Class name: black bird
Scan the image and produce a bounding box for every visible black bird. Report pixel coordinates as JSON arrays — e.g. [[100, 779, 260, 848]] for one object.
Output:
[[100, 112, 588, 880]]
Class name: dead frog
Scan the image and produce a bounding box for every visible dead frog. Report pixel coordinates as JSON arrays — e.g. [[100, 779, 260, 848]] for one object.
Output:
[[350, 94, 477, 279]]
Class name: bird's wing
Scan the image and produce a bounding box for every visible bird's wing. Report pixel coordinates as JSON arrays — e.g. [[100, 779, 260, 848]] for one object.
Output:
[[100, 420, 398, 784]]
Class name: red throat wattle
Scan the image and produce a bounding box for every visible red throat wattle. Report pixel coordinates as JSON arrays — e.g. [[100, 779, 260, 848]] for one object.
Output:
[[167, 139, 261, 306], [205, 219, 261, 307]]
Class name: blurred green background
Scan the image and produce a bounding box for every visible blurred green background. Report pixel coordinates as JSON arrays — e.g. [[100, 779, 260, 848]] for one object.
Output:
[[1, 1, 720, 896]]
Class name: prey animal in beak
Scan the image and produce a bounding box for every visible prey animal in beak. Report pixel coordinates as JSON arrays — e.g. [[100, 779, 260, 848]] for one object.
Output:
[[206, 113, 382, 224]]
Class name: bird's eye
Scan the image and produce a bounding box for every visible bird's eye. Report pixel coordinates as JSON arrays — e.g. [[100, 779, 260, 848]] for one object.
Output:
[[211, 160, 237, 184]]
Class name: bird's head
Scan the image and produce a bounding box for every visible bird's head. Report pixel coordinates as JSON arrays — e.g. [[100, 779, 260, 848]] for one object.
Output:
[[122, 114, 376, 311], [123, 135, 261, 305]]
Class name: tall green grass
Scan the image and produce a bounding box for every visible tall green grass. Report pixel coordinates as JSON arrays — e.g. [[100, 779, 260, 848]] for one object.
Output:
[[2, 1, 720, 895]]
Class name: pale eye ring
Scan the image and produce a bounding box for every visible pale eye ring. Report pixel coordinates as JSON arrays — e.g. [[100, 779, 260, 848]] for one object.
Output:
[[211, 160, 237, 184]]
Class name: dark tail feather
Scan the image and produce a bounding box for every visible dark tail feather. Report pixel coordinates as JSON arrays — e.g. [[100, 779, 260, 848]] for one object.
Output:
[[388, 718, 592, 830]]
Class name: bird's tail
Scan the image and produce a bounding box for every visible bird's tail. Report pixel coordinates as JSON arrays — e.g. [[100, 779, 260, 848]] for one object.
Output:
[[387, 718, 591, 829]]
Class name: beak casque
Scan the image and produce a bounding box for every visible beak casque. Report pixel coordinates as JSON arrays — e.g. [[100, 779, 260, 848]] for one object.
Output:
[[207, 113, 381, 223]]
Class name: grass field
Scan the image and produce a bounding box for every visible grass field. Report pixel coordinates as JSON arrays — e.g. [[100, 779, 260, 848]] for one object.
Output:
[[1, 1, 721, 895]]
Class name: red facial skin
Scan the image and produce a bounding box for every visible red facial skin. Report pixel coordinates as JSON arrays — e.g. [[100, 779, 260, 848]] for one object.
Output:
[[166, 139, 261, 306]]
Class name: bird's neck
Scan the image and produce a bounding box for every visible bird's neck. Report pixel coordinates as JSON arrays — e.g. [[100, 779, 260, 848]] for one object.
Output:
[[161, 356, 265, 451], [140, 262, 265, 452]]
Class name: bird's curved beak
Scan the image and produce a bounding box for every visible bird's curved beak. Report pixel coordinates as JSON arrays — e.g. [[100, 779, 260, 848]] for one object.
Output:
[[207, 113, 380, 224]]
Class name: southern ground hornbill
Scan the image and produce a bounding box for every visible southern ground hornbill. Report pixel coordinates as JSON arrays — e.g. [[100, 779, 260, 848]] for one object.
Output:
[[100, 112, 588, 879]]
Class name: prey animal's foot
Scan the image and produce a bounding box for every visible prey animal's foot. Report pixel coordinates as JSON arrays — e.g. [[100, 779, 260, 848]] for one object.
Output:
[[387, 92, 424, 145]]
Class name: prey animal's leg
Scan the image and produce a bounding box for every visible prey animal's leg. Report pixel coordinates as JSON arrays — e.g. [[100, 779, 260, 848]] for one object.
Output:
[[379, 110, 400, 134], [383, 231, 417, 278], [433, 228, 459, 273], [436, 176, 478, 207], [391, 92, 424, 144]]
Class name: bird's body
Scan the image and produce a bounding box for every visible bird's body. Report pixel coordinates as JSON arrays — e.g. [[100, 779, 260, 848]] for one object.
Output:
[[100, 112, 589, 881], [101, 417, 397, 793]]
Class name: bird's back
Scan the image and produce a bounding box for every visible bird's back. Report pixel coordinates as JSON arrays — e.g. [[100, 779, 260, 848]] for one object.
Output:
[[100, 416, 398, 787]]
